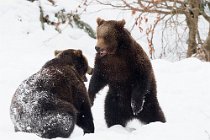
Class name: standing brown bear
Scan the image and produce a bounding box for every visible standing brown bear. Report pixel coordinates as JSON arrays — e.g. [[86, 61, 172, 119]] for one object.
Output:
[[88, 18, 166, 127], [10, 49, 94, 138]]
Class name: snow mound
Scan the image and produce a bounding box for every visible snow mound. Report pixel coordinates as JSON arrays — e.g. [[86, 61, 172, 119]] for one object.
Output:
[[0, 0, 210, 140]]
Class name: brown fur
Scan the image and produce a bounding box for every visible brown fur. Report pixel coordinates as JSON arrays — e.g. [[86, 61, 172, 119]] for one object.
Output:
[[89, 18, 166, 127], [10, 49, 94, 138]]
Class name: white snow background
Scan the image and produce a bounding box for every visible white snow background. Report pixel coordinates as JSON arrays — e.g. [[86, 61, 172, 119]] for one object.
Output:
[[0, 0, 210, 139]]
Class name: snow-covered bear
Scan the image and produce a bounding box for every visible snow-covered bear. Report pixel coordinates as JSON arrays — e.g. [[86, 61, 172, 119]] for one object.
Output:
[[10, 49, 94, 138]]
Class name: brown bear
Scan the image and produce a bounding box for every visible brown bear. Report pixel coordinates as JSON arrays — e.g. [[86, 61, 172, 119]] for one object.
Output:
[[10, 49, 94, 138], [88, 18, 166, 127]]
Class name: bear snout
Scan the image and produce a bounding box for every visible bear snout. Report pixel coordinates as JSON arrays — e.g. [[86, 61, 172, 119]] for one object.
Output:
[[95, 46, 108, 57], [87, 66, 93, 75], [95, 46, 100, 52]]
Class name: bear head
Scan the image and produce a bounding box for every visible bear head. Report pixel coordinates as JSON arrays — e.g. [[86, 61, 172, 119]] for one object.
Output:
[[95, 18, 127, 57], [54, 49, 93, 82]]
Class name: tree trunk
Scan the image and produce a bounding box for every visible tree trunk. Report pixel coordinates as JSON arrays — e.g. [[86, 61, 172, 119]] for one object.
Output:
[[186, 15, 197, 57], [185, 0, 200, 58], [201, 24, 210, 61]]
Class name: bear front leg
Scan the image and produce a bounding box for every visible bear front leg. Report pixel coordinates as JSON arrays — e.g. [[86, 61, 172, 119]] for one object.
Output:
[[76, 101, 95, 134], [88, 69, 107, 105]]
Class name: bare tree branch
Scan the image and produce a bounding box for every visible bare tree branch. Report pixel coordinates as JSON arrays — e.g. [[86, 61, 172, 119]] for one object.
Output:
[[88, 0, 210, 61]]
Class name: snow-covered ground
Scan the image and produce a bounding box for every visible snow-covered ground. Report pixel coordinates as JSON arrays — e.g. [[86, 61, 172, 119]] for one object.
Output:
[[0, 0, 210, 139]]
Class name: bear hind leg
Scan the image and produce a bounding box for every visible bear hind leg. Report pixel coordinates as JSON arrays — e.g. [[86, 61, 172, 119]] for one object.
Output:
[[39, 110, 76, 138], [105, 93, 133, 127], [39, 101, 77, 138], [136, 100, 166, 124]]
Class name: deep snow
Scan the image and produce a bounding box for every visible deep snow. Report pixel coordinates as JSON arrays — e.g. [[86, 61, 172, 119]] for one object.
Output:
[[0, 0, 210, 139]]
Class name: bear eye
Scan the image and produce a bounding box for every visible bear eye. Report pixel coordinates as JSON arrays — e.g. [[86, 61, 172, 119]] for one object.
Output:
[[104, 35, 109, 40]]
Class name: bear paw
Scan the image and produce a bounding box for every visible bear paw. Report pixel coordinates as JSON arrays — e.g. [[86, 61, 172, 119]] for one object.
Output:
[[131, 98, 145, 116]]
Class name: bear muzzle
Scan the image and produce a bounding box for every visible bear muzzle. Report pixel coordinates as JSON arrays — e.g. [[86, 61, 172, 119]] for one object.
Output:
[[87, 66, 93, 75], [95, 46, 108, 57], [82, 66, 93, 82]]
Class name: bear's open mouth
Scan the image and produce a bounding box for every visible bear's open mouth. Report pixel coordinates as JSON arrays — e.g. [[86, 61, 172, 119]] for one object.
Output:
[[98, 49, 108, 57]]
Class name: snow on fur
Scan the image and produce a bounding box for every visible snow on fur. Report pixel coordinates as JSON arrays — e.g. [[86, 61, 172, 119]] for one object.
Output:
[[10, 68, 74, 137]]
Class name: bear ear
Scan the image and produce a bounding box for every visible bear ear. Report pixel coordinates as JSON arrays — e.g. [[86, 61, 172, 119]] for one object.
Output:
[[73, 49, 82, 57], [54, 50, 62, 56], [97, 17, 105, 26], [117, 19, 125, 28]]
